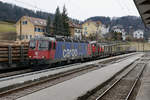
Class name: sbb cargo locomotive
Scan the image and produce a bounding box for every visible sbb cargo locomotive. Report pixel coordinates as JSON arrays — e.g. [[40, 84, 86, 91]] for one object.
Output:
[[28, 36, 133, 66]]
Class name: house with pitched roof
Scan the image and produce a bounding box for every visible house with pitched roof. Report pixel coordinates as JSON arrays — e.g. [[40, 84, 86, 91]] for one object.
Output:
[[16, 16, 83, 40], [69, 21, 82, 39], [133, 29, 144, 39], [16, 16, 47, 40], [82, 20, 102, 37]]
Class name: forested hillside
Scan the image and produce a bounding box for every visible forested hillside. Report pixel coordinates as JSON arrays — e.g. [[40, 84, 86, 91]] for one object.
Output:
[[86, 16, 111, 25], [0, 1, 149, 38], [86, 16, 145, 33], [0, 1, 53, 22], [0, 1, 145, 32]]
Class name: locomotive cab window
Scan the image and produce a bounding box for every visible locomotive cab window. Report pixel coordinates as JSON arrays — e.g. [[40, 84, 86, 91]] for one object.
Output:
[[29, 40, 36, 50], [49, 41, 52, 50], [53, 42, 56, 49], [38, 40, 49, 50]]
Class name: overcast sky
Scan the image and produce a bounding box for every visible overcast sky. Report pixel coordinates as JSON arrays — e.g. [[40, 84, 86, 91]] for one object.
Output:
[[1, 0, 139, 21]]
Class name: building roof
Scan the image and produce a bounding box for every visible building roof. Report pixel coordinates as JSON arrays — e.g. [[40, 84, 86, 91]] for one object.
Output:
[[22, 16, 81, 28], [69, 21, 82, 29], [24, 16, 47, 26], [134, 0, 150, 27], [82, 20, 102, 26]]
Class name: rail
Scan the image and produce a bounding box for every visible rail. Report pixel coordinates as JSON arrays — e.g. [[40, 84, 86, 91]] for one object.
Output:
[[95, 63, 146, 100]]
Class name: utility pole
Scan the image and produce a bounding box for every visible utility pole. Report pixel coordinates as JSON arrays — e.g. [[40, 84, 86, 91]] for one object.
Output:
[[138, 39, 139, 52], [20, 19, 22, 40], [143, 38, 145, 52]]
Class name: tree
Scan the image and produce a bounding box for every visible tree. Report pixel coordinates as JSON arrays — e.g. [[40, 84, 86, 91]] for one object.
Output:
[[46, 16, 51, 34], [61, 5, 70, 36], [126, 35, 133, 41], [53, 6, 63, 36], [88, 33, 99, 41], [117, 32, 122, 40]]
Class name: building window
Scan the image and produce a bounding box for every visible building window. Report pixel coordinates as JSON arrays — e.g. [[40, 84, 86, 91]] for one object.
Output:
[[26, 35, 28, 39], [22, 21, 27, 25], [75, 29, 78, 33], [84, 32, 88, 34], [78, 30, 80, 33], [38, 28, 41, 32], [21, 35, 25, 40], [35, 27, 38, 32], [35, 27, 45, 32], [84, 27, 87, 30], [42, 29, 45, 32], [30, 35, 32, 39]]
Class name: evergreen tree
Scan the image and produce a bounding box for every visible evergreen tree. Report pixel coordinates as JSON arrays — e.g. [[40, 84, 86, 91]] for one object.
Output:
[[53, 6, 63, 36], [46, 16, 51, 34], [61, 5, 70, 36]]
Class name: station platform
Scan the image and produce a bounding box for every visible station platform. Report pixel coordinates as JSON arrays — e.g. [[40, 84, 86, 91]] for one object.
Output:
[[136, 62, 150, 100], [0, 53, 137, 90], [16, 53, 143, 100]]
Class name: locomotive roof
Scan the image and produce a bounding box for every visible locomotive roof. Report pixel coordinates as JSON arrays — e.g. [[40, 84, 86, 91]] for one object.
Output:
[[31, 36, 56, 41], [30, 36, 89, 43], [55, 37, 88, 43]]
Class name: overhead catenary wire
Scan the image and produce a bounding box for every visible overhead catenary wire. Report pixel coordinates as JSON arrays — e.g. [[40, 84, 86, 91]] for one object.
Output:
[[123, 0, 134, 15], [117, 0, 138, 16], [14, 0, 50, 12], [116, 0, 130, 16], [127, 0, 140, 16], [123, 0, 132, 14], [11, 0, 139, 20]]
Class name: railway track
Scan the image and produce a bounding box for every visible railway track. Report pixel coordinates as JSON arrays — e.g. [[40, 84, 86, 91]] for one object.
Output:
[[95, 63, 145, 100], [0, 52, 135, 79], [80, 56, 148, 100], [0, 63, 101, 99], [0, 53, 137, 99], [0, 69, 32, 79]]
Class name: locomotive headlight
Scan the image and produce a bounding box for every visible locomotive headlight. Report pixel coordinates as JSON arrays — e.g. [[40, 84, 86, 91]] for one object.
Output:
[[42, 56, 45, 59], [29, 56, 32, 58], [35, 52, 38, 56]]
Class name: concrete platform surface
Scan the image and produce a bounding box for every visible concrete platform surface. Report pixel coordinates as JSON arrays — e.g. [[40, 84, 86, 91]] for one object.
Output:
[[136, 62, 150, 100], [16, 53, 143, 100], [0, 53, 137, 89]]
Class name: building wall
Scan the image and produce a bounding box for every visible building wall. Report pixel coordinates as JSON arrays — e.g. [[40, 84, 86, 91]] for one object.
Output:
[[113, 28, 126, 40], [16, 16, 82, 40], [133, 30, 144, 39], [122, 32, 126, 40], [16, 16, 45, 40], [34, 25, 45, 36], [82, 21, 101, 37], [101, 25, 109, 36], [70, 27, 82, 39], [69, 27, 74, 37], [74, 28, 82, 39]]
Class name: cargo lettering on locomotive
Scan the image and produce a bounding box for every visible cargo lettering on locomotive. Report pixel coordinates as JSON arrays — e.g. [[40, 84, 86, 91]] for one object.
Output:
[[63, 49, 78, 58]]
